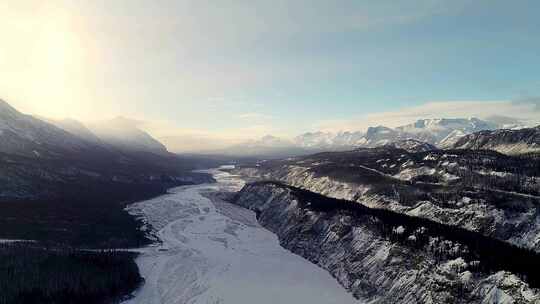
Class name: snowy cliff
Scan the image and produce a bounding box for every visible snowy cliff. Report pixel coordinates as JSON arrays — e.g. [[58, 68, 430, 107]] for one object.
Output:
[[233, 182, 540, 303]]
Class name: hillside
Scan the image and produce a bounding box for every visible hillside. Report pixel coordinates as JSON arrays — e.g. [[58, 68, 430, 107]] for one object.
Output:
[[0, 99, 219, 247], [451, 126, 540, 154], [232, 146, 540, 252]]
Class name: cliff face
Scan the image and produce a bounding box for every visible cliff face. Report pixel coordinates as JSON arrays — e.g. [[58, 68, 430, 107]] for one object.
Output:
[[233, 148, 540, 252], [233, 182, 540, 303]]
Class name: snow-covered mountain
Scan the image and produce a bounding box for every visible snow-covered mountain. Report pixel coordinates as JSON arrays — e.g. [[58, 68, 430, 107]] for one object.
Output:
[[451, 125, 540, 154], [0, 99, 96, 158], [166, 116, 529, 158], [0, 100, 168, 159], [244, 135, 294, 148], [44, 116, 169, 156], [294, 131, 365, 150], [215, 135, 310, 158], [44, 118, 103, 145], [351, 117, 503, 149], [254, 117, 520, 157], [0, 99, 219, 200], [362, 125, 408, 147], [221, 132, 367, 158], [293, 126, 412, 151], [88, 117, 168, 155], [396, 118, 499, 146]]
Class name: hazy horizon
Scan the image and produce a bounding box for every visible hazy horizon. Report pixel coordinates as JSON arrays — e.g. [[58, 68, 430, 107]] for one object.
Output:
[[2, 1, 540, 152]]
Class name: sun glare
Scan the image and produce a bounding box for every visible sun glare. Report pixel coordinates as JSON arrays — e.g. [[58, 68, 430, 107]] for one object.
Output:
[[1, 4, 88, 119]]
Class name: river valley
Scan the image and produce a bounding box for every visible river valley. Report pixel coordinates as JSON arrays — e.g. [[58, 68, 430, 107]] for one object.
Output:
[[123, 168, 360, 304]]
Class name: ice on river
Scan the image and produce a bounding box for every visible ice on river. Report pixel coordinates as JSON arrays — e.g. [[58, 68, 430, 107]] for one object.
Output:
[[123, 168, 361, 304]]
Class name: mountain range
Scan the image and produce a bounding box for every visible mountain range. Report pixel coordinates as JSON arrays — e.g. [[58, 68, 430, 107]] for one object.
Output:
[[0, 100, 97, 158], [0, 99, 220, 202], [3, 98, 538, 160], [217, 117, 530, 157]]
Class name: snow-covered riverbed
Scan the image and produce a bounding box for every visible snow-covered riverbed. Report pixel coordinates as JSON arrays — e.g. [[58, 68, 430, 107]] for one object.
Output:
[[123, 168, 361, 304]]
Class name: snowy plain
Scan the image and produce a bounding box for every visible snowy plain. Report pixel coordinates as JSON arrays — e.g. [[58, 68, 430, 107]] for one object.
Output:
[[123, 168, 361, 304]]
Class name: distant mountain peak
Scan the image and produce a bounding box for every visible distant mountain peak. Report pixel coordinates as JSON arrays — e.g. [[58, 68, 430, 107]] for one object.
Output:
[[246, 116, 522, 158], [293, 130, 364, 151], [244, 135, 293, 148], [88, 118, 168, 155]]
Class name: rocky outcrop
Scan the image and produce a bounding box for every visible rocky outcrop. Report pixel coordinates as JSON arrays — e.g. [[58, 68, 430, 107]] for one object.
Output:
[[233, 182, 540, 303]]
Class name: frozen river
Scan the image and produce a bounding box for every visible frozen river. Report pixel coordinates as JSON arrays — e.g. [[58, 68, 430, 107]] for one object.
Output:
[[123, 168, 360, 304]]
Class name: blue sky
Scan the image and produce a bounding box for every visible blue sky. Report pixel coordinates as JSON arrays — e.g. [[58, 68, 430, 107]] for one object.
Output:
[[1, 0, 539, 148]]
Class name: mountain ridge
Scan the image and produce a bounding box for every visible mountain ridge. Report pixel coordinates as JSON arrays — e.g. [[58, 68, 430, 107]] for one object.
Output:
[[0, 99, 100, 158], [451, 125, 540, 154], [217, 117, 528, 158]]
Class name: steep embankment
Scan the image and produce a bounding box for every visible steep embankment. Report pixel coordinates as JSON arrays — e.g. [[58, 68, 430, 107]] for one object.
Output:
[[234, 182, 540, 303]]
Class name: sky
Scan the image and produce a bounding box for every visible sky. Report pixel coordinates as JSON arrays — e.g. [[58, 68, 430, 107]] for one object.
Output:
[[1, 0, 540, 151]]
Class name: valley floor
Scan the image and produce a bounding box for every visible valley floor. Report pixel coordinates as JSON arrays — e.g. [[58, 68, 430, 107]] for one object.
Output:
[[123, 168, 360, 304]]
